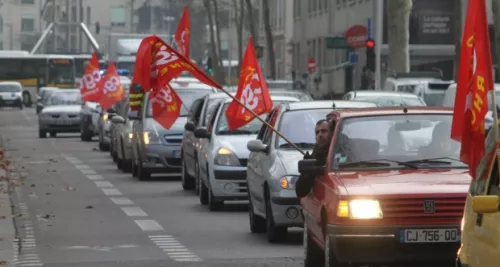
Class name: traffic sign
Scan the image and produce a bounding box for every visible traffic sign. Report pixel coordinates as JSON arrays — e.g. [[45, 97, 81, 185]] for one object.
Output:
[[326, 37, 349, 49], [308, 57, 316, 72], [349, 52, 359, 64], [344, 25, 368, 49]]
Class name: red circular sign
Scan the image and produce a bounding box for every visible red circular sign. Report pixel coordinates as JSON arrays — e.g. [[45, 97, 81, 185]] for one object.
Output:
[[344, 25, 368, 49]]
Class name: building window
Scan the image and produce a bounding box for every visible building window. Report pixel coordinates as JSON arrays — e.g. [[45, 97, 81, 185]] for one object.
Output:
[[110, 6, 126, 27], [71, 5, 78, 22], [21, 17, 35, 32], [21, 0, 34, 4]]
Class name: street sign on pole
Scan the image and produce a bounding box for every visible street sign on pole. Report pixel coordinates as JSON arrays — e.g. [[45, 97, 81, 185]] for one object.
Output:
[[325, 37, 349, 49], [308, 57, 316, 72], [349, 52, 359, 64]]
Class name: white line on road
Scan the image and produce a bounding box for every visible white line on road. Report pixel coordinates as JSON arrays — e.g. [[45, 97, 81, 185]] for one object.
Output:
[[135, 220, 164, 231], [80, 169, 97, 175], [87, 174, 103, 180], [74, 164, 91, 169], [121, 207, 148, 217], [149, 235, 201, 262], [110, 197, 134, 205], [94, 181, 113, 188], [101, 188, 122, 196]]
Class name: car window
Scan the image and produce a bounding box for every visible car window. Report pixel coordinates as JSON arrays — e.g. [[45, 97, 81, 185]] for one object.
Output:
[[331, 114, 467, 170], [354, 95, 426, 107], [45, 91, 82, 106], [275, 109, 332, 149], [262, 109, 279, 145], [422, 92, 446, 107], [257, 110, 276, 140], [188, 98, 202, 122], [0, 84, 21, 93], [203, 98, 224, 126], [146, 89, 211, 117]]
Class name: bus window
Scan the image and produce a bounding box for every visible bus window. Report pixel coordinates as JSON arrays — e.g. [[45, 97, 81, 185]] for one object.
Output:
[[48, 59, 75, 86]]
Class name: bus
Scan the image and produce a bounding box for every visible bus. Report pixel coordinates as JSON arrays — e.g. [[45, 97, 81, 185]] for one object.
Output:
[[0, 54, 77, 107]]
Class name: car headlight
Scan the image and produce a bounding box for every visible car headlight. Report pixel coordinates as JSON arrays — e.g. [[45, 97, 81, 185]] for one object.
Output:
[[128, 133, 133, 139], [143, 131, 161, 145], [337, 199, 383, 219], [460, 217, 465, 231], [214, 147, 240, 166], [102, 113, 108, 121], [280, 176, 299, 190]]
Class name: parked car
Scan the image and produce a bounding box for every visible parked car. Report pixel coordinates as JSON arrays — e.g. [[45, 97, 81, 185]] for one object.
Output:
[[194, 95, 300, 211], [342, 91, 427, 107], [37, 87, 59, 114], [246, 100, 377, 243], [80, 101, 102, 141], [113, 101, 135, 173], [0, 81, 23, 109], [129, 84, 217, 180], [38, 89, 82, 138], [298, 107, 470, 267]]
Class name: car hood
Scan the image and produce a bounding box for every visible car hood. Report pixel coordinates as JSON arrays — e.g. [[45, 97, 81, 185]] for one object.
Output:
[[144, 116, 187, 136], [216, 135, 257, 159], [41, 105, 81, 113], [337, 169, 471, 196], [276, 150, 312, 175]]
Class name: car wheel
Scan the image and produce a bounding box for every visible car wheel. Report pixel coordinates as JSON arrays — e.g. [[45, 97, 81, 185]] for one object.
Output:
[[195, 161, 200, 195], [38, 130, 46, 138], [19, 103, 23, 110], [324, 228, 341, 267], [131, 161, 138, 177], [208, 180, 223, 211], [122, 160, 132, 173], [99, 142, 108, 151], [117, 157, 123, 170], [23, 92, 31, 107], [112, 151, 118, 162], [248, 195, 266, 234], [265, 192, 287, 243], [181, 159, 195, 190], [49, 132, 56, 138], [137, 161, 150, 181], [304, 220, 324, 267], [199, 178, 208, 205]]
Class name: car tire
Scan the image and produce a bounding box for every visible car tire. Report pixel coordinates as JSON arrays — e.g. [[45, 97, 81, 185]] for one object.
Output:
[[23, 92, 31, 107], [117, 158, 123, 170], [19, 103, 23, 110], [265, 192, 287, 243], [112, 151, 118, 162], [49, 132, 56, 138], [199, 178, 208, 205], [99, 142, 108, 151], [195, 161, 200, 195], [131, 161, 138, 177], [38, 130, 46, 138], [324, 228, 341, 267], [248, 196, 266, 234], [208, 181, 223, 211], [181, 159, 195, 190], [303, 220, 324, 267], [122, 160, 132, 173], [137, 162, 150, 181]]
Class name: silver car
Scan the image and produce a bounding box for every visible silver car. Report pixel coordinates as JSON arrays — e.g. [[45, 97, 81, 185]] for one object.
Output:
[[0, 82, 23, 109], [194, 95, 300, 211], [38, 89, 82, 138], [245, 100, 377, 243], [342, 90, 427, 107], [130, 85, 217, 180], [37, 87, 59, 114], [112, 102, 135, 173]]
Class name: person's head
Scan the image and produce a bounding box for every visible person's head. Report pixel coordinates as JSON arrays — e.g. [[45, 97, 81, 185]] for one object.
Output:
[[326, 110, 335, 121], [315, 119, 334, 149]]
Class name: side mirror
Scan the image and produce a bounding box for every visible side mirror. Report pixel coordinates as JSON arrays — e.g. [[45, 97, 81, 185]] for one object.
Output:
[[247, 139, 268, 153], [108, 113, 115, 119], [194, 127, 211, 139], [184, 121, 196, 131], [111, 115, 126, 124], [107, 107, 117, 114], [128, 111, 140, 121], [298, 159, 324, 174], [472, 195, 500, 214]]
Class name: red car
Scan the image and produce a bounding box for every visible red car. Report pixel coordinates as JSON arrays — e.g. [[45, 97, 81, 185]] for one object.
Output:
[[298, 107, 471, 267]]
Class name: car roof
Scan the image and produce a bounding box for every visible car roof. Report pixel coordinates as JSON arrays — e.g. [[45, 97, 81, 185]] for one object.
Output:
[[332, 106, 454, 119], [208, 92, 236, 99], [350, 91, 420, 98], [53, 89, 79, 93], [40, 87, 59, 91], [0, 81, 22, 86], [283, 100, 377, 111], [222, 95, 300, 104], [169, 81, 217, 92]]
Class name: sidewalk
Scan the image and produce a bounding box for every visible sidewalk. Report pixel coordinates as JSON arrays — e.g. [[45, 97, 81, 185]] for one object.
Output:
[[0, 137, 15, 267]]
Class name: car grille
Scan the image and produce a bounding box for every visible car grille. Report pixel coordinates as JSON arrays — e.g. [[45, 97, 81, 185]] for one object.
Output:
[[379, 197, 465, 220], [51, 114, 61, 118], [164, 135, 182, 144], [214, 170, 246, 181]]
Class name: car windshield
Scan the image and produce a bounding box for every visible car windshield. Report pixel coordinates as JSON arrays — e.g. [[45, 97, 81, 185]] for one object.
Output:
[[0, 84, 21, 93], [332, 114, 467, 170], [272, 91, 313, 101], [48, 60, 75, 84], [276, 109, 332, 149], [423, 92, 446, 106], [355, 95, 426, 107], [45, 91, 82, 106], [215, 100, 293, 135], [40, 89, 56, 100], [146, 89, 211, 117]]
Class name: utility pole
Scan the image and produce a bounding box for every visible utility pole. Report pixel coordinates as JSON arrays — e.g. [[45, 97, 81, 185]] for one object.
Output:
[[374, 0, 383, 90], [66, 0, 70, 53], [79, 0, 83, 52], [52, 0, 57, 53]]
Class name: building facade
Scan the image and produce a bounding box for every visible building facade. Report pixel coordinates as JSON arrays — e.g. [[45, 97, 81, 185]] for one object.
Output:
[[0, 0, 44, 51]]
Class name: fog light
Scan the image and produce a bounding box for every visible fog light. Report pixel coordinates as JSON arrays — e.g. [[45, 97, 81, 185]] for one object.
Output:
[[224, 183, 235, 192], [147, 156, 160, 164], [286, 207, 299, 219]]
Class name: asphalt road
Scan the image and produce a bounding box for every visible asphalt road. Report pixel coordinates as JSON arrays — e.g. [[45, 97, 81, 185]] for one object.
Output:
[[0, 108, 303, 267]]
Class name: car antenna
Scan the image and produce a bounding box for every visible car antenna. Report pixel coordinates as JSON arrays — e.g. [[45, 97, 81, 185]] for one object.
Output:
[[403, 107, 408, 113], [332, 102, 336, 109]]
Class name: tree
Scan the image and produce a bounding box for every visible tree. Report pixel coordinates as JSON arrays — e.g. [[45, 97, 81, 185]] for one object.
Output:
[[231, 0, 245, 73], [262, 0, 276, 79], [212, 0, 224, 77], [245, 0, 257, 43], [203, 0, 224, 84], [387, 0, 413, 72]]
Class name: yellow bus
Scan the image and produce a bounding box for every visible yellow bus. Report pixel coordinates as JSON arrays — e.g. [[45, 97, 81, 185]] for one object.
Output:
[[0, 53, 76, 107]]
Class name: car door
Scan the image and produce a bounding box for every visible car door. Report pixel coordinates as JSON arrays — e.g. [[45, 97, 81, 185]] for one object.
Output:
[[183, 98, 204, 174], [199, 102, 221, 183]]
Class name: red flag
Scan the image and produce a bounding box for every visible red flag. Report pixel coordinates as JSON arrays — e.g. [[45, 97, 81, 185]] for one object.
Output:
[[97, 63, 126, 110], [451, 0, 494, 179], [225, 37, 272, 130], [129, 36, 155, 112], [80, 52, 102, 102], [149, 84, 183, 129], [175, 6, 190, 58]]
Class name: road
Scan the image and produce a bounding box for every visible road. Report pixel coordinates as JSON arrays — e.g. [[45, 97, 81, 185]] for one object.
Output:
[[0, 108, 303, 267]]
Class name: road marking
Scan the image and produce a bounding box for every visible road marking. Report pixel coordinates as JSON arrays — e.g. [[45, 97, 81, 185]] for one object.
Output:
[[80, 169, 96, 175], [94, 181, 113, 188], [149, 235, 201, 262], [110, 197, 134, 205], [74, 164, 91, 169], [121, 207, 148, 217], [135, 220, 164, 231], [101, 188, 122, 196], [87, 174, 103, 180], [13, 203, 44, 267]]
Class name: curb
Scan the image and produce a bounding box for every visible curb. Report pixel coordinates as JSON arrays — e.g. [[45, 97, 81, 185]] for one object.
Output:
[[0, 137, 15, 267]]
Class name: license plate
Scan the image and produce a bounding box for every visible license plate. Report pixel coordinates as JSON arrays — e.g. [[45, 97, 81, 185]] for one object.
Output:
[[55, 120, 71, 125], [400, 228, 460, 243], [172, 150, 181, 158]]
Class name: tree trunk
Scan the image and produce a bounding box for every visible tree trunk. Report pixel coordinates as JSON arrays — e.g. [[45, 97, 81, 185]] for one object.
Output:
[[262, 0, 276, 79], [453, 0, 463, 79], [245, 0, 257, 44], [387, 0, 412, 72], [212, 0, 224, 74], [236, 0, 244, 72], [203, 0, 223, 83], [492, 0, 500, 81]]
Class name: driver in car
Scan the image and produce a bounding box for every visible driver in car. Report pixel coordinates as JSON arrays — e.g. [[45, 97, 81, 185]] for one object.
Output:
[[418, 122, 457, 159]]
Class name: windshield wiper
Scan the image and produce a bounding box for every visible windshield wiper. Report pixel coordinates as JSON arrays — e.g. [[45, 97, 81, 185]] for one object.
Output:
[[405, 157, 464, 165], [340, 159, 418, 169], [278, 142, 315, 149]]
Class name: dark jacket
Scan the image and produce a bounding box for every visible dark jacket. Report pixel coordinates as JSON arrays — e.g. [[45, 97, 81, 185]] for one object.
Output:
[[295, 145, 328, 198]]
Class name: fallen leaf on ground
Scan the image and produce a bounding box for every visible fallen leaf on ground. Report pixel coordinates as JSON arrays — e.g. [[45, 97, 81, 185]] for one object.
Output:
[[85, 205, 94, 209], [62, 186, 75, 191], [30, 184, 35, 187], [0, 260, 8, 265]]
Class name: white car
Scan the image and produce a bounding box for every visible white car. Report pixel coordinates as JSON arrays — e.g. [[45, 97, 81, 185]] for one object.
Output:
[[0, 81, 23, 109], [80, 101, 102, 141], [38, 89, 82, 138]]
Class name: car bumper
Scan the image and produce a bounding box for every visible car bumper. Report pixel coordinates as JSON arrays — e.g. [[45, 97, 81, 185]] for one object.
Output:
[[270, 190, 302, 227], [210, 165, 248, 200], [326, 224, 460, 264], [39, 120, 80, 132], [0, 98, 22, 107], [141, 144, 182, 173]]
